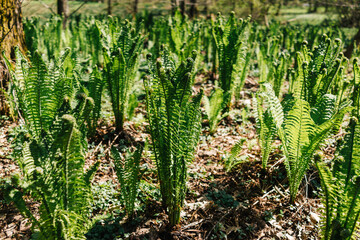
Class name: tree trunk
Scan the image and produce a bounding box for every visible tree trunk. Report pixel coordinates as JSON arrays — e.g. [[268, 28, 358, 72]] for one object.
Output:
[[107, 0, 112, 15], [249, 1, 254, 15], [0, 0, 26, 115], [57, 0, 69, 28], [133, 0, 138, 15], [189, 0, 197, 18], [345, 28, 360, 59], [179, 0, 186, 16]]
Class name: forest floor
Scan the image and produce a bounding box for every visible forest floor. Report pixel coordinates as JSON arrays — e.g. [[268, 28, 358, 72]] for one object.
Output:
[[0, 77, 326, 240]]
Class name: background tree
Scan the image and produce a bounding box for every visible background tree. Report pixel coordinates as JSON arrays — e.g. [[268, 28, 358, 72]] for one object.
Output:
[[334, 0, 360, 58], [133, 0, 139, 15], [57, 0, 69, 27], [57, 0, 69, 17], [0, 0, 26, 115], [179, 0, 186, 15], [108, 0, 112, 15], [189, 0, 198, 18]]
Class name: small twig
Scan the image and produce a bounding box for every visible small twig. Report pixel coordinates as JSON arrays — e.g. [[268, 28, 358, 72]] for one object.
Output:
[[274, 185, 287, 199], [0, 0, 25, 44], [252, 188, 276, 206], [38, 0, 56, 15], [86, 140, 103, 159], [103, 132, 122, 156], [205, 209, 232, 240], [0, 22, 16, 45], [269, 156, 285, 171], [69, 0, 90, 17], [181, 219, 204, 230]]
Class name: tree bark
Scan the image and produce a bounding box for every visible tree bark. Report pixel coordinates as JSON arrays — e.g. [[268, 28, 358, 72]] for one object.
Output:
[[57, 0, 69, 28], [0, 0, 26, 115]]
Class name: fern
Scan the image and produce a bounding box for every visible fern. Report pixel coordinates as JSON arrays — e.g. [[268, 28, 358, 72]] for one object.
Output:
[[111, 145, 143, 217], [102, 20, 144, 132], [212, 12, 251, 111], [5, 48, 77, 139], [203, 88, 228, 134], [144, 50, 202, 226], [86, 68, 104, 137], [315, 118, 360, 240], [256, 38, 289, 98], [253, 91, 277, 169], [5, 115, 99, 239], [315, 58, 360, 240], [289, 35, 347, 110], [263, 83, 349, 202], [225, 138, 246, 172]]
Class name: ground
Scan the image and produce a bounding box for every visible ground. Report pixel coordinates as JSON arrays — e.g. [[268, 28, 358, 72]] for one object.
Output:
[[0, 74, 327, 239]]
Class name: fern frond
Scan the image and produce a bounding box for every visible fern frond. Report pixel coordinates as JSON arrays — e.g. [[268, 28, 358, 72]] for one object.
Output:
[[204, 88, 226, 134]]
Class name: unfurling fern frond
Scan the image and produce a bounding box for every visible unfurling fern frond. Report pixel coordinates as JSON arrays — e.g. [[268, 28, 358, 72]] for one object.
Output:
[[289, 35, 348, 109], [144, 50, 202, 226], [87, 67, 104, 137], [253, 91, 276, 169], [225, 138, 246, 172], [112, 145, 143, 217], [203, 88, 228, 134]]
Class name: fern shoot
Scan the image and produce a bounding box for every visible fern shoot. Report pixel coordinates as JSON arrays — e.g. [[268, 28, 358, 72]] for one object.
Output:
[[212, 12, 251, 111], [5, 115, 99, 239], [144, 51, 202, 226], [263, 83, 349, 203], [315, 58, 360, 240], [253, 91, 276, 169], [203, 88, 228, 134], [102, 20, 144, 132], [111, 145, 143, 217]]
